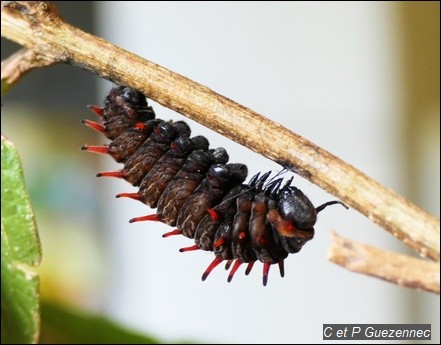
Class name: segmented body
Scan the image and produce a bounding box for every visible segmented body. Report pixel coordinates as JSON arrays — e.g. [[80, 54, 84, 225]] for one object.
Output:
[[82, 85, 346, 285]]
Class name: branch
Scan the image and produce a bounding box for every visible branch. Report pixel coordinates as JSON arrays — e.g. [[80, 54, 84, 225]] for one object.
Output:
[[329, 232, 440, 294], [1, 1, 439, 265], [1, 47, 57, 94]]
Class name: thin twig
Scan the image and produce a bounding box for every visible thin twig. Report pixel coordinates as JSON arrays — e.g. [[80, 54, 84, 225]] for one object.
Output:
[[329, 232, 440, 294], [1, 1, 439, 266], [1, 47, 57, 94]]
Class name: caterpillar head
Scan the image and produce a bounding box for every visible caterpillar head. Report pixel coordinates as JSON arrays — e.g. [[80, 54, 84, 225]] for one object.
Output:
[[267, 186, 347, 237]]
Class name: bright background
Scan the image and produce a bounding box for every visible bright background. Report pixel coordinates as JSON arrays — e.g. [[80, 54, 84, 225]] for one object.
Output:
[[2, 2, 439, 344]]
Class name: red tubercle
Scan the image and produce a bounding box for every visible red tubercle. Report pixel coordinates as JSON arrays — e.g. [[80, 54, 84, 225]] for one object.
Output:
[[201, 256, 223, 281], [87, 105, 104, 117], [213, 237, 225, 248], [278, 260, 285, 278], [129, 214, 160, 223], [134, 122, 147, 130], [116, 192, 141, 201], [227, 260, 243, 283], [179, 244, 200, 253], [97, 170, 126, 179], [262, 262, 271, 287], [82, 119, 105, 134], [224, 260, 233, 270], [162, 229, 182, 238], [245, 261, 255, 276], [257, 235, 267, 246], [81, 145, 109, 155], [207, 208, 219, 221], [238, 231, 246, 240]]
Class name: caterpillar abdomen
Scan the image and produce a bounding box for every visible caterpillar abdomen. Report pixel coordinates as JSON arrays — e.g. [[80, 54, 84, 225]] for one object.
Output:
[[82, 85, 347, 286]]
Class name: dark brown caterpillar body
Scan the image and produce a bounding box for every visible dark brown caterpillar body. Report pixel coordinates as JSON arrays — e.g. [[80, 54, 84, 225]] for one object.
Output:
[[82, 85, 347, 286]]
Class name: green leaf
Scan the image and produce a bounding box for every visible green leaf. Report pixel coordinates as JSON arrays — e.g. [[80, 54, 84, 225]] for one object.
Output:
[[1, 79, 12, 95], [1, 135, 42, 344], [40, 300, 161, 344]]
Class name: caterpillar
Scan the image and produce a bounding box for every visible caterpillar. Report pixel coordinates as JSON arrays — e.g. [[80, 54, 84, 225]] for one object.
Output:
[[82, 85, 347, 286]]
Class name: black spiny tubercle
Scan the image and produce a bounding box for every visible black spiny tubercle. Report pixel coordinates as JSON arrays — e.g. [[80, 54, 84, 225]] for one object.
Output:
[[82, 85, 347, 286]]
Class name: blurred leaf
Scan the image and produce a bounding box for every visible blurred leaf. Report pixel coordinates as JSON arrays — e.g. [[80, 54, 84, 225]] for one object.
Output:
[[1, 79, 12, 95], [1, 135, 42, 344], [40, 300, 161, 344]]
